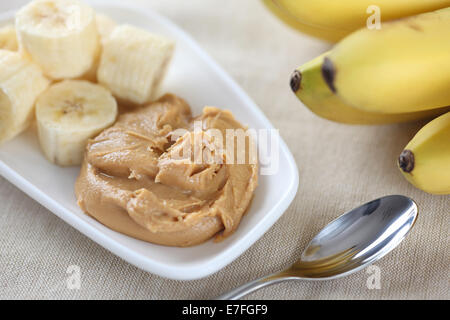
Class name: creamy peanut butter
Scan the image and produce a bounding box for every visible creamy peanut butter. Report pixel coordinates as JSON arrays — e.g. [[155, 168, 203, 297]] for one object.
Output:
[[75, 94, 258, 247]]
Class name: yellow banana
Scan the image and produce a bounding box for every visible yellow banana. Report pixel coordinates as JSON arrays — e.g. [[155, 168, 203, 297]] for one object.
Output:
[[270, 0, 450, 40], [398, 112, 450, 195], [261, 0, 346, 42], [290, 53, 450, 125], [323, 8, 450, 114]]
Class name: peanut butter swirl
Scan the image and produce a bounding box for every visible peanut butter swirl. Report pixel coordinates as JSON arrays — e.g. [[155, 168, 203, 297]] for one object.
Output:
[[75, 94, 258, 247]]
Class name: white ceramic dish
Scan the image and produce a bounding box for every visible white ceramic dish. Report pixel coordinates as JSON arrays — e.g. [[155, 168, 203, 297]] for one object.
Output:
[[0, 0, 299, 280]]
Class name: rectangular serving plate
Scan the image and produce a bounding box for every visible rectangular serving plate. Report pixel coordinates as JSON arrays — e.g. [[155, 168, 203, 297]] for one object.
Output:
[[0, 0, 299, 280]]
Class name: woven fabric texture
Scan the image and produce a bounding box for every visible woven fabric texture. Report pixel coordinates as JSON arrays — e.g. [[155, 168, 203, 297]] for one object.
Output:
[[0, 0, 448, 299]]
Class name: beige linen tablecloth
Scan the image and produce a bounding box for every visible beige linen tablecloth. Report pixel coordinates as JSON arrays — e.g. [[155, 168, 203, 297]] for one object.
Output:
[[0, 0, 448, 300]]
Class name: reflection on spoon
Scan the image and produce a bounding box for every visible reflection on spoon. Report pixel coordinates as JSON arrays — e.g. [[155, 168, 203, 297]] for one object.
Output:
[[217, 195, 418, 300]]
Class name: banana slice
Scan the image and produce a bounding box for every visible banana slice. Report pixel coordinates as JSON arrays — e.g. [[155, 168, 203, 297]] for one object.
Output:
[[35, 80, 118, 166], [15, 0, 100, 80], [97, 24, 174, 105], [96, 13, 116, 42], [0, 25, 18, 51], [0, 50, 49, 144], [79, 13, 117, 82]]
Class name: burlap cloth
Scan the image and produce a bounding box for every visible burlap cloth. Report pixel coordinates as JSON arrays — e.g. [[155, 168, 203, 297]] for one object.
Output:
[[0, 0, 448, 299]]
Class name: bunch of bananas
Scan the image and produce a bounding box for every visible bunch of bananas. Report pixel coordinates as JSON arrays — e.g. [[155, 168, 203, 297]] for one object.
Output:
[[264, 1, 450, 195], [263, 0, 450, 42]]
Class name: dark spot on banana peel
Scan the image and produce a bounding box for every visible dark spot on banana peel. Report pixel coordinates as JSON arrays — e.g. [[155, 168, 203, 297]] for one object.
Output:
[[399, 150, 415, 173], [322, 57, 336, 93], [407, 23, 423, 32], [290, 70, 302, 93]]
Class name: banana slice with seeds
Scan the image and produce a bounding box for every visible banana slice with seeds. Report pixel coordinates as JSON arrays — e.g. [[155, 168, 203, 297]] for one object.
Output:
[[0, 50, 49, 144], [0, 25, 18, 51], [35, 80, 118, 166], [97, 24, 174, 105], [15, 0, 100, 80]]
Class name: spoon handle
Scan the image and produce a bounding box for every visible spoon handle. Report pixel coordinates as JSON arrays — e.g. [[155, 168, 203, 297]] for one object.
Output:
[[216, 273, 295, 300]]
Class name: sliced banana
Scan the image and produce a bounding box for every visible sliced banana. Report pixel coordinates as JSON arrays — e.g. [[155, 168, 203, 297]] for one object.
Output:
[[15, 0, 100, 80], [96, 13, 117, 42], [0, 25, 18, 51], [35, 80, 118, 166], [97, 24, 175, 105], [0, 50, 49, 144], [79, 13, 117, 82]]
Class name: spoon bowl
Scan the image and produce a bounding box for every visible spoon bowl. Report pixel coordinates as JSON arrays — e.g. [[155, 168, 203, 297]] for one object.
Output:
[[217, 195, 418, 299]]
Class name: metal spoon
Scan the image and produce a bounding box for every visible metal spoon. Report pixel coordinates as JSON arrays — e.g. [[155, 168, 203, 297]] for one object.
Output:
[[217, 195, 418, 300]]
